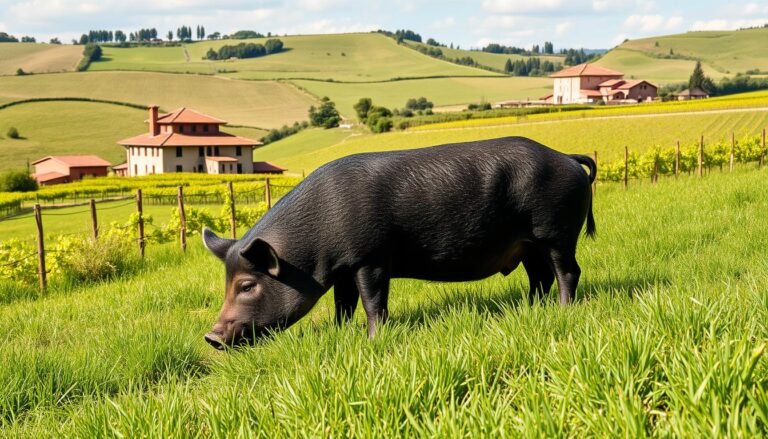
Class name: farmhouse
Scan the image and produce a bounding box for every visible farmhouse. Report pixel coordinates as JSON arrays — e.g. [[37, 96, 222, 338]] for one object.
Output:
[[118, 106, 263, 177], [677, 87, 709, 100], [549, 63, 657, 104], [31, 155, 111, 186]]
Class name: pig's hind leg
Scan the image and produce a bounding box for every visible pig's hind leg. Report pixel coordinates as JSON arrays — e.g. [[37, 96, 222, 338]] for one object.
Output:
[[334, 275, 360, 325], [522, 246, 555, 305], [355, 265, 391, 338]]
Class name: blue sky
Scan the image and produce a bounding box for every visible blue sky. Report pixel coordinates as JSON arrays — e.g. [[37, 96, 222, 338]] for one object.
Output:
[[1, 0, 767, 49]]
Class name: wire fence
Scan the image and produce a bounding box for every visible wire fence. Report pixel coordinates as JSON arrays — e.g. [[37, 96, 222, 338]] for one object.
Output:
[[0, 179, 295, 291]]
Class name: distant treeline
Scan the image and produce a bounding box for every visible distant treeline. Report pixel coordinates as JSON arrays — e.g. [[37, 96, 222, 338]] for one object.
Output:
[[504, 58, 562, 76], [0, 32, 36, 43], [660, 74, 768, 99], [376, 29, 423, 43], [204, 40, 284, 60], [483, 42, 556, 55]]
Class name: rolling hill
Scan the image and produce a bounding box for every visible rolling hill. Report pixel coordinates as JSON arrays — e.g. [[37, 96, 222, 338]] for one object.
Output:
[[0, 43, 83, 75], [402, 41, 565, 72], [597, 27, 768, 84], [0, 71, 315, 128], [90, 33, 502, 82]]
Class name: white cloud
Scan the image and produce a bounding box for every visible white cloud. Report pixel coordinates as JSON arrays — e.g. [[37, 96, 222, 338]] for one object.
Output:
[[611, 33, 628, 47], [299, 0, 346, 12], [743, 2, 768, 14], [431, 17, 455, 30], [623, 14, 683, 32], [555, 21, 572, 36], [481, 0, 563, 13], [691, 18, 768, 30]]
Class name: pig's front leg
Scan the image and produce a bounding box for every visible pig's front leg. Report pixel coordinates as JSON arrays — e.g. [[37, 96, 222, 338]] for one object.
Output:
[[355, 265, 390, 338]]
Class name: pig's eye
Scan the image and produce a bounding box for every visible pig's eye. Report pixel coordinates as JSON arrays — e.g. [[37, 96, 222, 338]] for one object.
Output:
[[240, 282, 255, 293]]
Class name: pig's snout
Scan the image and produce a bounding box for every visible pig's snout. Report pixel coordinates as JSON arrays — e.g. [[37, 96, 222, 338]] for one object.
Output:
[[204, 331, 226, 350]]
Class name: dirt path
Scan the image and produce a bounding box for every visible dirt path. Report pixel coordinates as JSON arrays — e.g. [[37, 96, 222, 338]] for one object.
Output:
[[183, 46, 190, 62], [415, 106, 768, 133]]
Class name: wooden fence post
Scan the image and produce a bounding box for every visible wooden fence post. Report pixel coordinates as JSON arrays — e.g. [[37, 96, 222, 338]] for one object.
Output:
[[228, 182, 236, 239], [177, 186, 186, 252], [136, 189, 145, 258], [760, 128, 766, 169], [730, 132, 735, 173], [675, 140, 681, 178], [90, 198, 98, 239], [265, 178, 272, 209], [624, 146, 629, 189], [592, 150, 597, 194], [698, 135, 704, 177], [34, 204, 46, 292], [652, 157, 659, 184]]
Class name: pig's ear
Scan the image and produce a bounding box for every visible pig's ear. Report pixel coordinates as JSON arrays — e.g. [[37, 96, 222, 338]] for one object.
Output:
[[240, 238, 280, 277], [202, 227, 235, 261]]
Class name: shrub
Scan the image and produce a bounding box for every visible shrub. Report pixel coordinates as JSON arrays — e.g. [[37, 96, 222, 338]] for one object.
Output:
[[15, 68, 26, 76], [0, 169, 38, 192], [7, 126, 19, 139], [309, 97, 341, 129], [54, 232, 140, 284]]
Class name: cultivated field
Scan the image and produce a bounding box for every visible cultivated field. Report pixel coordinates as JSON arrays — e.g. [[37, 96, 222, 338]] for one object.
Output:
[[0, 43, 82, 75], [1, 168, 766, 436], [0, 101, 267, 172], [0, 72, 316, 128], [257, 108, 768, 173], [92, 33, 500, 82], [597, 28, 768, 83], [294, 76, 552, 117]]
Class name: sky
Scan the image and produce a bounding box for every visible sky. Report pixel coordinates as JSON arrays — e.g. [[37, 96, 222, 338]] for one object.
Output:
[[1, 0, 767, 49]]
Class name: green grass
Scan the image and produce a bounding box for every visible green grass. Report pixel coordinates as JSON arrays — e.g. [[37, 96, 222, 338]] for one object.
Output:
[[597, 27, 768, 84], [257, 108, 768, 172], [294, 76, 552, 117], [1, 168, 767, 436], [92, 34, 500, 82], [0, 71, 316, 128], [0, 101, 268, 172], [0, 43, 82, 75]]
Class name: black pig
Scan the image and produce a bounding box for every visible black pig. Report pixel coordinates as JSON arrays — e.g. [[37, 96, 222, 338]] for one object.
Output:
[[203, 136, 596, 349]]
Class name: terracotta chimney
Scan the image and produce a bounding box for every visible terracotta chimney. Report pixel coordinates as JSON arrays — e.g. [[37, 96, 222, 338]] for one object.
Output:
[[148, 105, 159, 136]]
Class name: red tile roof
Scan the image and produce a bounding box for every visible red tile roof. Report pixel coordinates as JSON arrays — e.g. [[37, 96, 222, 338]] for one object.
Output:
[[253, 161, 287, 173], [112, 163, 128, 170], [118, 132, 262, 147], [205, 156, 239, 162], [580, 89, 604, 97], [31, 155, 112, 167], [550, 63, 623, 78], [617, 80, 657, 90], [679, 87, 708, 96], [599, 79, 625, 87], [32, 172, 68, 183], [154, 107, 227, 124]]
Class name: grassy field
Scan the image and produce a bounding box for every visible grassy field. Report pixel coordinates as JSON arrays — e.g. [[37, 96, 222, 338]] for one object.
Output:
[[0, 101, 267, 172], [597, 28, 768, 83], [0, 72, 316, 128], [0, 43, 82, 75], [256, 108, 768, 172], [1, 168, 767, 436], [294, 76, 552, 117], [91, 33, 500, 82]]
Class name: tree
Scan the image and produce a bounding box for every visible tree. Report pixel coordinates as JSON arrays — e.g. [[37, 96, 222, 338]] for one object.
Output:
[[353, 98, 372, 122], [366, 106, 393, 133], [7, 126, 20, 139], [689, 60, 715, 93], [544, 41, 554, 54], [0, 169, 38, 192], [504, 58, 513, 73], [200, 25, 206, 40], [308, 97, 341, 129], [167, 30, 173, 41]]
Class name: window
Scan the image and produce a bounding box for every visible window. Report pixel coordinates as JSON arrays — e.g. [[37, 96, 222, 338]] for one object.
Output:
[[237, 163, 243, 174], [179, 125, 184, 133], [152, 165, 156, 174], [142, 147, 146, 156], [220, 164, 225, 173], [214, 146, 220, 156], [176, 165, 183, 172], [134, 164, 137, 175], [198, 164, 203, 172], [229, 164, 233, 171], [191, 125, 197, 133], [203, 125, 209, 132], [207, 146, 212, 156], [236, 146, 242, 156], [199, 147, 204, 157], [176, 147, 183, 157]]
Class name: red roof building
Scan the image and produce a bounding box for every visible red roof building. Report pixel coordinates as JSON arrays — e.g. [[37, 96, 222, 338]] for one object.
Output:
[[253, 161, 287, 174], [118, 106, 263, 176], [31, 155, 111, 186], [549, 63, 657, 104]]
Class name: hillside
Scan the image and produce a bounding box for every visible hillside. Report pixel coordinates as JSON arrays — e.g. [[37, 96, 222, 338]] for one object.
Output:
[[0, 100, 267, 171], [403, 41, 565, 72], [0, 43, 82, 75], [90, 33, 502, 82], [597, 27, 768, 84], [0, 71, 315, 128]]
